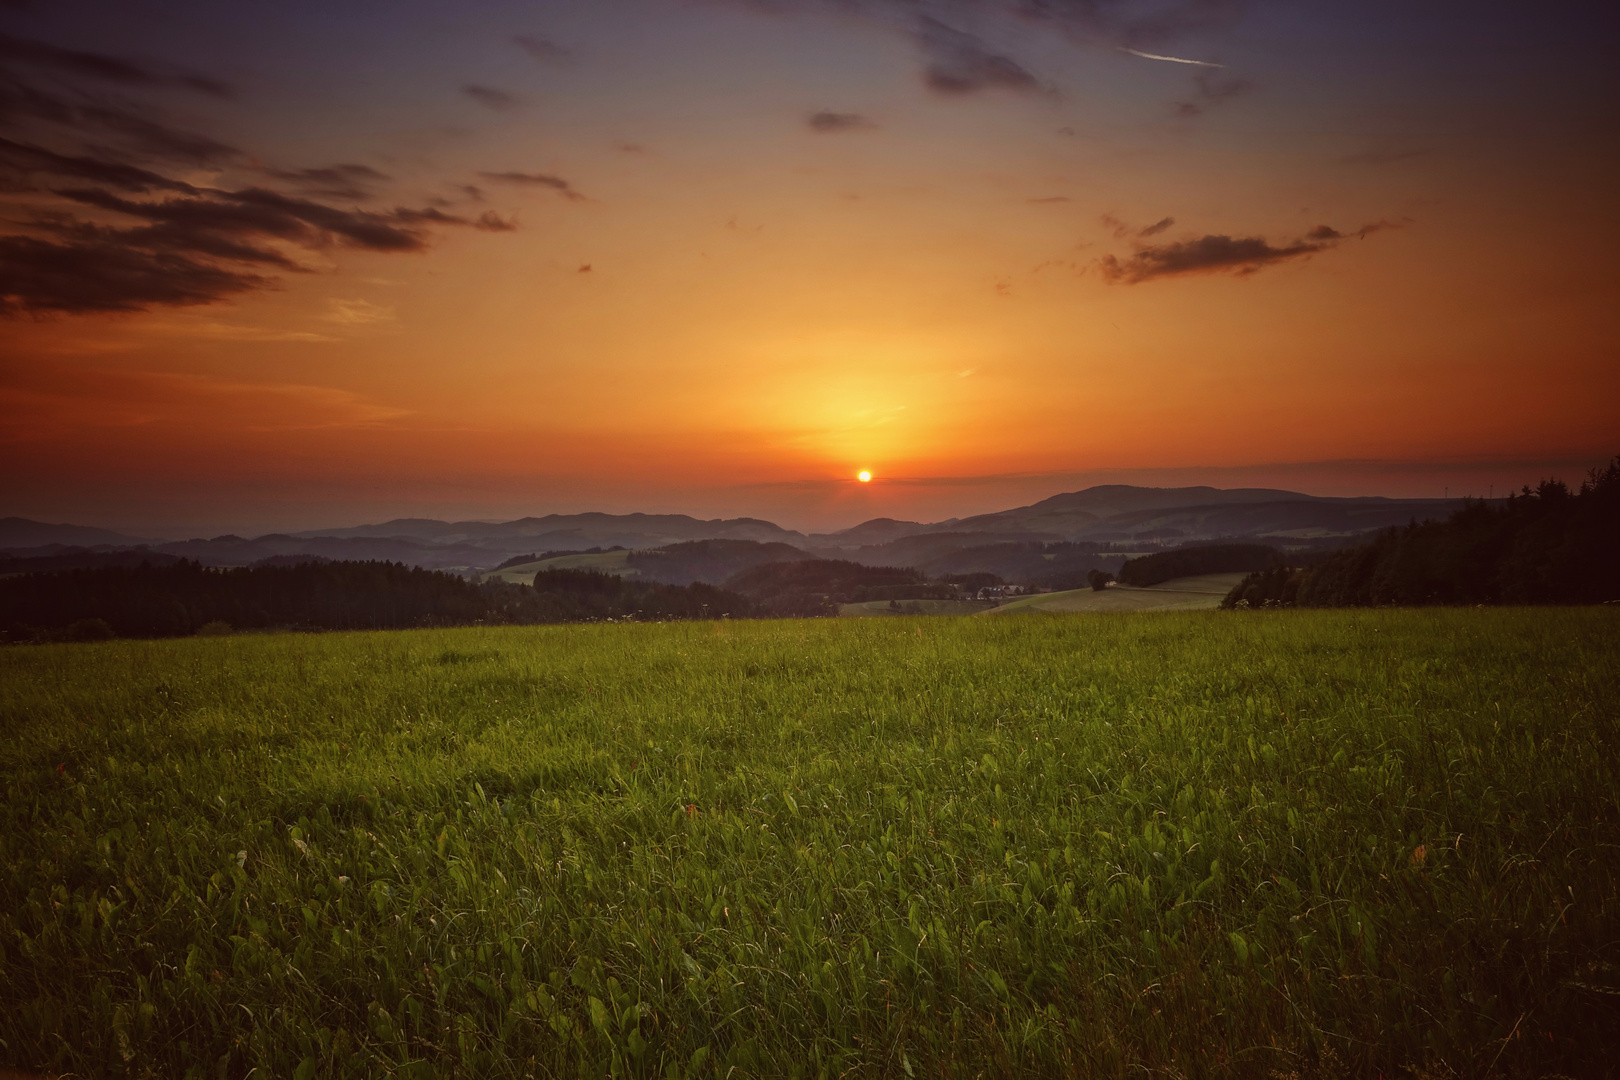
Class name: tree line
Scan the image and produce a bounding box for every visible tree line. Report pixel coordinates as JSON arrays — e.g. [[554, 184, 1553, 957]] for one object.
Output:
[[1222, 458, 1620, 608], [720, 559, 936, 617], [1116, 544, 1279, 587], [0, 560, 756, 641], [0, 554, 959, 641]]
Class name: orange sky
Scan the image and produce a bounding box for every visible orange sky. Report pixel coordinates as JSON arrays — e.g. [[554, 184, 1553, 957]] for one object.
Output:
[[2, 0, 1616, 533]]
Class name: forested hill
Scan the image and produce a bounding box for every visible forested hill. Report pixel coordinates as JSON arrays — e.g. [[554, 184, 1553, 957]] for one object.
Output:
[[1116, 544, 1278, 587], [0, 561, 754, 641], [1222, 458, 1620, 608]]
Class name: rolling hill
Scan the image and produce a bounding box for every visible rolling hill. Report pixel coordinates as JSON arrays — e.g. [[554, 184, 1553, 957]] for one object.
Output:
[[1, 484, 1477, 575], [815, 486, 1466, 546]]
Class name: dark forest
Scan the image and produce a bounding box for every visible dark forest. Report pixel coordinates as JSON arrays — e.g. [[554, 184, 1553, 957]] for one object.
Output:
[[1223, 459, 1620, 608]]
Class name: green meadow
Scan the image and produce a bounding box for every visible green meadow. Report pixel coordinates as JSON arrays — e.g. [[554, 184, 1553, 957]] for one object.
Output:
[[992, 574, 1246, 616], [2, 610, 1616, 1078]]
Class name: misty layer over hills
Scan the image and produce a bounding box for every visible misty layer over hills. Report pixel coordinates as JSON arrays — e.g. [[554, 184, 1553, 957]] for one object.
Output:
[[1, 484, 1472, 581]]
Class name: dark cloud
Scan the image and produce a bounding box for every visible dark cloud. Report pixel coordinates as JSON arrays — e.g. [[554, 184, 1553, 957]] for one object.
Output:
[[463, 84, 519, 111], [392, 206, 512, 233], [0, 31, 234, 97], [1173, 101, 1201, 117], [1099, 234, 1324, 282], [0, 32, 519, 317], [0, 232, 266, 314], [1, 176, 516, 314], [807, 111, 873, 132], [1138, 216, 1174, 237], [0, 99, 516, 315], [31, 209, 304, 271], [56, 185, 425, 252], [82, 109, 238, 164], [0, 78, 241, 164], [0, 135, 200, 193], [230, 188, 433, 250], [1096, 220, 1396, 283], [916, 17, 1040, 95], [479, 170, 586, 201], [514, 34, 572, 63], [263, 164, 389, 200]]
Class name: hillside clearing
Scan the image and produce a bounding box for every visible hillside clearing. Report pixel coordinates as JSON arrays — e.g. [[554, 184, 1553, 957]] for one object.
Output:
[[481, 549, 636, 585], [991, 572, 1246, 614]]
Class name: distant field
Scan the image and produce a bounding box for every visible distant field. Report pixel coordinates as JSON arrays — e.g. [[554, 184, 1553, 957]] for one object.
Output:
[[481, 549, 636, 585], [993, 572, 1246, 614], [838, 598, 996, 617], [2, 610, 1616, 1078]]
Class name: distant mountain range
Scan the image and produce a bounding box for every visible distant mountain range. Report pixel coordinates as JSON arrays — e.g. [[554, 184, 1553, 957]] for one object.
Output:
[[910, 485, 1463, 544], [0, 518, 153, 550], [1, 485, 1475, 573]]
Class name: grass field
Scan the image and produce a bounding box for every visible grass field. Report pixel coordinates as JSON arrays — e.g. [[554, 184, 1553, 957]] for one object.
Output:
[[2, 610, 1617, 1078], [993, 574, 1247, 615], [481, 550, 636, 585]]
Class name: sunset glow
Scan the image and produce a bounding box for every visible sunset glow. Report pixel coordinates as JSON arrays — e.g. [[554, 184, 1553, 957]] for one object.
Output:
[[858, 472, 873, 484], [0, 1, 1614, 534]]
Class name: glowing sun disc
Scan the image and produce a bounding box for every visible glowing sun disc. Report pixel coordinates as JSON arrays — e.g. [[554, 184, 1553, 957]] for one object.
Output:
[[857, 470, 872, 483]]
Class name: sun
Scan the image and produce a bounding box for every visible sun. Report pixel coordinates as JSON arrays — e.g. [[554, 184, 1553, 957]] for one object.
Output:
[[857, 470, 872, 483]]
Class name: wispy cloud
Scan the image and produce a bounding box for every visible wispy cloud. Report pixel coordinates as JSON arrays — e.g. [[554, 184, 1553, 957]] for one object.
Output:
[[1101, 214, 1176, 239], [0, 30, 235, 96], [513, 34, 573, 63], [324, 298, 394, 325], [479, 170, 587, 201], [263, 164, 390, 200], [807, 111, 874, 132], [137, 319, 338, 343], [0, 366, 412, 436], [1118, 46, 1222, 67], [1098, 220, 1399, 283], [915, 16, 1041, 95], [463, 84, 519, 111], [1099, 234, 1322, 282]]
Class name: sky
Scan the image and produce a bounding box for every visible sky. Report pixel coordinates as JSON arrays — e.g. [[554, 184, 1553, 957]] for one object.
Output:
[[1, 0, 1616, 535]]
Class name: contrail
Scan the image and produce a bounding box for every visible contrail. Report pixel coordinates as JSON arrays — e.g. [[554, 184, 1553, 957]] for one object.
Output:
[[1118, 46, 1223, 68]]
